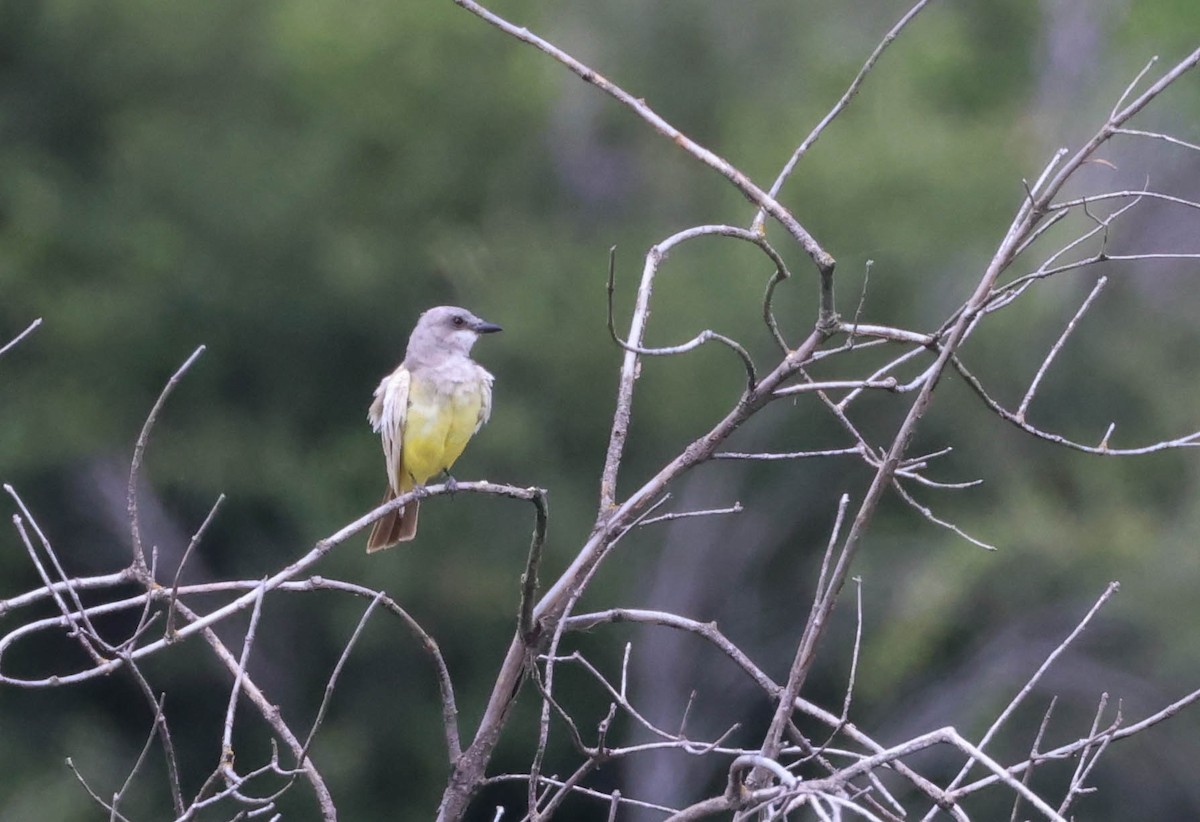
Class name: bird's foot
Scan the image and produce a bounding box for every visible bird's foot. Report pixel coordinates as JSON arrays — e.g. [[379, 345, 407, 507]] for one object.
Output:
[[444, 474, 459, 496]]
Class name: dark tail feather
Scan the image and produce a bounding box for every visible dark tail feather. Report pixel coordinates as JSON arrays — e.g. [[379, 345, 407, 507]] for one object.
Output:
[[367, 487, 420, 552]]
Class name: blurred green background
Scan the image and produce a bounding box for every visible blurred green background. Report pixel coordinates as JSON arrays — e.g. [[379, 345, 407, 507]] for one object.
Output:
[[2, 0, 1200, 818]]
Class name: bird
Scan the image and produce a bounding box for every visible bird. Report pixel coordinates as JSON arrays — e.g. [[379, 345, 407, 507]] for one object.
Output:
[[366, 305, 501, 552]]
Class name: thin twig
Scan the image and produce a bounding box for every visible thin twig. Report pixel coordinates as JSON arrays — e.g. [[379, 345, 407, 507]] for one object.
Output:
[[1110, 55, 1159, 118], [221, 582, 269, 772], [1113, 126, 1200, 153], [121, 658, 185, 815], [842, 577, 864, 722], [774, 378, 901, 398], [605, 226, 796, 390], [485, 773, 678, 815], [1017, 276, 1108, 421], [846, 260, 874, 349], [713, 446, 863, 461], [169, 595, 336, 819], [0, 481, 541, 687], [167, 494, 227, 638], [637, 502, 743, 526], [111, 692, 169, 816], [518, 489, 550, 642], [8, 508, 107, 664], [65, 758, 134, 822], [1010, 697, 1057, 822], [751, 0, 935, 233], [925, 583, 1120, 818], [562, 607, 963, 814], [1058, 692, 1111, 816], [1048, 189, 1200, 214], [451, 0, 834, 275], [300, 592, 386, 759], [891, 479, 996, 551], [953, 355, 1200, 455], [756, 495, 853, 772], [0, 317, 42, 359], [128, 346, 207, 575]]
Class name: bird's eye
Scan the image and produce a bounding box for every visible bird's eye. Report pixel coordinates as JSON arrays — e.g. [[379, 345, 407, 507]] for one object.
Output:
[[452, 316, 466, 327]]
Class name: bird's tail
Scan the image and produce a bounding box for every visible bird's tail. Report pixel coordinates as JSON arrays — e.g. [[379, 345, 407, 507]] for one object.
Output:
[[366, 486, 419, 552]]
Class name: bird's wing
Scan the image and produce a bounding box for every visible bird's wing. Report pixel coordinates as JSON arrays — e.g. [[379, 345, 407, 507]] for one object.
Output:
[[475, 365, 495, 433], [369, 366, 411, 494]]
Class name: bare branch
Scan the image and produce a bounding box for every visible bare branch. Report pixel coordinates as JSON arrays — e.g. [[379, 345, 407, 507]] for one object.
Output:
[[7, 498, 108, 664], [713, 446, 863, 461], [756, 495, 853, 771], [601, 224, 803, 508], [118, 694, 176, 819], [562, 607, 967, 813], [65, 757, 134, 822], [841, 577, 864, 723], [890, 479, 996, 551], [0, 570, 126, 615], [486, 774, 679, 816], [774, 377, 901, 398], [221, 582, 268, 773], [168, 596, 336, 819], [300, 592, 386, 760], [611, 322, 759, 391], [450, 1, 835, 275], [518, 489, 549, 642], [636, 502, 743, 527], [0, 317, 42, 359], [1017, 276, 1108, 421], [752, 0, 935, 232], [1110, 55, 1159, 118], [128, 346, 206, 575], [1009, 697, 1058, 822], [927, 582, 1120, 816], [1057, 693, 1120, 817], [845, 259, 874, 349], [121, 658, 185, 815], [953, 354, 1200, 455], [1048, 189, 1200, 214], [294, 577, 464, 763], [166, 493, 226, 638], [1112, 126, 1200, 153]]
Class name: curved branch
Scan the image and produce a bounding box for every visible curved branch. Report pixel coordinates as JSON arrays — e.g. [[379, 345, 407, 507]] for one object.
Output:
[[128, 346, 206, 575], [600, 224, 798, 509], [952, 355, 1200, 456]]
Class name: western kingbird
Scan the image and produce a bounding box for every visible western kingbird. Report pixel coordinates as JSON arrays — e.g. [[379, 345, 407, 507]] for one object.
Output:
[[366, 305, 501, 552]]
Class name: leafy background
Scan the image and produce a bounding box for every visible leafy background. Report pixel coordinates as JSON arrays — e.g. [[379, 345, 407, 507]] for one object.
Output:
[[2, 0, 1199, 818]]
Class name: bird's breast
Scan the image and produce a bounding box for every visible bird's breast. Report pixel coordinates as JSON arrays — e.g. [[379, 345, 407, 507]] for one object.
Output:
[[400, 373, 486, 485]]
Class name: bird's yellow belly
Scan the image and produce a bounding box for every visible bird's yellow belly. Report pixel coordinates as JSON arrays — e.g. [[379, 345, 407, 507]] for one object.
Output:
[[399, 379, 484, 487]]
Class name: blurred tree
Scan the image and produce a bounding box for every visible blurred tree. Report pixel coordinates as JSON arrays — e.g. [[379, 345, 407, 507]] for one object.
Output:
[[1, 0, 1199, 819]]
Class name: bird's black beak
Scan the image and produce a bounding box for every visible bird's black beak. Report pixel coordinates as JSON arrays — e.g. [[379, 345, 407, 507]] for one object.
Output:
[[474, 319, 503, 334]]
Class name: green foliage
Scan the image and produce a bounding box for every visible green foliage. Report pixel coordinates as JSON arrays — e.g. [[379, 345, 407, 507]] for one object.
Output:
[[2, 0, 1199, 818]]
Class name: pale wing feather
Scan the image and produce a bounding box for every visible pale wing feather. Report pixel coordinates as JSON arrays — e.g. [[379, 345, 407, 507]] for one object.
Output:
[[368, 366, 411, 494], [475, 366, 495, 433]]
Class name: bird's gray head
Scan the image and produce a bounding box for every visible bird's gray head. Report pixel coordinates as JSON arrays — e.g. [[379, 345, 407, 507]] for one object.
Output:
[[406, 305, 502, 362]]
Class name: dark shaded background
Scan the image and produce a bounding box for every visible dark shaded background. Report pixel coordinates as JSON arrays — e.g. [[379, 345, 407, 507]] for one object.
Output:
[[2, 0, 1200, 818]]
